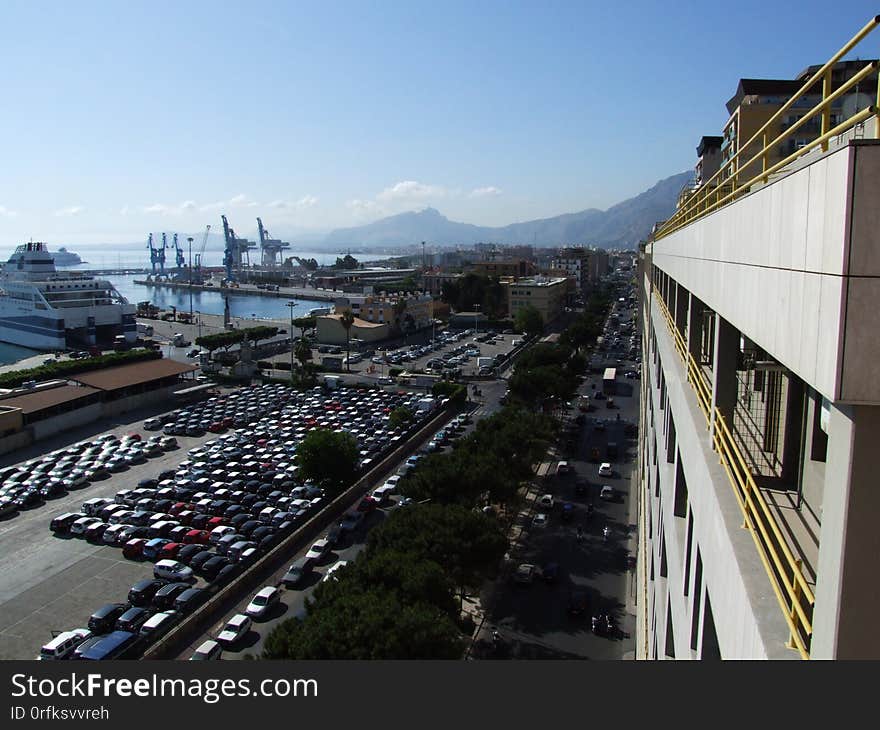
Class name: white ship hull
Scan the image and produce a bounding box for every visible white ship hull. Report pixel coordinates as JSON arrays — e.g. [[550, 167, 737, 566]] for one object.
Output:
[[0, 242, 137, 351]]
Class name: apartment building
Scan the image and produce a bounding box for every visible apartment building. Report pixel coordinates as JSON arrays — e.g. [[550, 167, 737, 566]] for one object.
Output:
[[335, 292, 433, 333], [507, 276, 571, 323], [472, 258, 536, 280], [637, 31, 880, 660], [721, 60, 876, 187]]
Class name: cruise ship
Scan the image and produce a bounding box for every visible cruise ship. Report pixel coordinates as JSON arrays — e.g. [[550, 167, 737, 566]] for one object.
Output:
[[51, 247, 86, 266], [0, 242, 136, 351]]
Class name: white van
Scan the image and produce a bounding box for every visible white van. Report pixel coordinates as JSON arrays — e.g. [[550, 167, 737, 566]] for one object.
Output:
[[82, 497, 112, 517], [37, 629, 91, 660], [371, 485, 395, 505]]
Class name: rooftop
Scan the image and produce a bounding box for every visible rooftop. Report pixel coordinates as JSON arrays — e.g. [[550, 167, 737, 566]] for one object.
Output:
[[0, 384, 100, 415], [69, 359, 197, 391]]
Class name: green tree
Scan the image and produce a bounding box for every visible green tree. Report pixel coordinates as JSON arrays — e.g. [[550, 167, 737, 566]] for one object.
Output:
[[292, 316, 317, 339], [367, 504, 508, 610], [334, 254, 359, 269], [295, 428, 359, 495], [244, 325, 279, 347], [339, 309, 355, 372], [514, 304, 544, 337], [194, 330, 244, 353], [294, 338, 313, 370], [388, 406, 414, 430]]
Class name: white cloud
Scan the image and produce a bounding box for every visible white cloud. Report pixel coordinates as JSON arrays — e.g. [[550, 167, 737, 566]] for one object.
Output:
[[180, 200, 197, 211], [268, 195, 318, 210], [377, 180, 446, 202], [54, 205, 84, 217], [0, 205, 17, 218], [470, 186, 502, 197], [119, 204, 131, 216], [346, 198, 385, 219], [200, 193, 258, 212]]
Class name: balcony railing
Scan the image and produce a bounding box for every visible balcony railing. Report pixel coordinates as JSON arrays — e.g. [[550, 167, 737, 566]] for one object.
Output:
[[655, 15, 880, 241], [653, 291, 814, 659]]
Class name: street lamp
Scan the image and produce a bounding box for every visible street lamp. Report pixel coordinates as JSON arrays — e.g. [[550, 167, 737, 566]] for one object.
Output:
[[473, 304, 480, 335], [187, 236, 194, 323], [287, 300, 296, 383]]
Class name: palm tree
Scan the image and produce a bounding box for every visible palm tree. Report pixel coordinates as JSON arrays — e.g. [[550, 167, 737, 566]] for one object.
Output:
[[340, 309, 355, 372]]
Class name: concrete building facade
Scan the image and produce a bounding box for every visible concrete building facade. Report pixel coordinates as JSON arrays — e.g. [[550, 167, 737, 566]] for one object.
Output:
[[638, 139, 880, 660], [507, 276, 571, 323]]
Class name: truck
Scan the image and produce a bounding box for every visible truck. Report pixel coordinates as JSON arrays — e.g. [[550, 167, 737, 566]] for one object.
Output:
[[602, 367, 617, 395], [136, 323, 154, 337], [324, 375, 341, 390], [172, 333, 190, 347]]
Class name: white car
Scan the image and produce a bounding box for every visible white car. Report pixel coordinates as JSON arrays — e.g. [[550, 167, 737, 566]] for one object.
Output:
[[600, 485, 615, 501], [190, 640, 222, 660], [245, 586, 280, 619], [538, 494, 554, 509], [217, 614, 252, 645], [153, 559, 194, 582], [321, 560, 349, 583], [598, 462, 613, 477], [532, 513, 549, 528], [305, 538, 331, 562]]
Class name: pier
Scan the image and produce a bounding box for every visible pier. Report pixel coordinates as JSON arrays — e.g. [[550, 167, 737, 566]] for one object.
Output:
[[133, 279, 338, 303]]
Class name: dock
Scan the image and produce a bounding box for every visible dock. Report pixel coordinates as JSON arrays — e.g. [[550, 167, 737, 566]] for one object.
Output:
[[133, 279, 338, 303]]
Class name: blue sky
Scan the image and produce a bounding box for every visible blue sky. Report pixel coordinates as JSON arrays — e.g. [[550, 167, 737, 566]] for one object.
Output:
[[0, 0, 876, 244]]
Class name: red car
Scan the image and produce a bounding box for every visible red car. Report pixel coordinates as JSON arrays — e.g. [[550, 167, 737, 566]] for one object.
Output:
[[169, 502, 187, 515], [159, 542, 182, 558], [356, 496, 379, 513], [221, 417, 234, 428], [206, 516, 225, 530], [125, 432, 142, 441], [122, 538, 148, 559], [183, 529, 210, 545], [208, 422, 224, 433]]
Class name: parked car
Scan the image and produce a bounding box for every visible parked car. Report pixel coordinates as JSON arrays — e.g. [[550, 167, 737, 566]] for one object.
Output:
[[190, 639, 222, 660], [153, 559, 195, 582], [88, 603, 129, 635]]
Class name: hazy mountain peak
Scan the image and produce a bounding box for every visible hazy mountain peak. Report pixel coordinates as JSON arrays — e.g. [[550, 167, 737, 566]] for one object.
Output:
[[321, 171, 692, 249]]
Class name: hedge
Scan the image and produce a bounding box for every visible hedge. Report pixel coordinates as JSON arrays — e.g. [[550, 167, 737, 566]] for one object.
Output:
[[0, 349, 162, 389]]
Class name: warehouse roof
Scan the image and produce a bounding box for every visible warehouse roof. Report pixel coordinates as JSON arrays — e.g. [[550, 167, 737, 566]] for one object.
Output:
[[0, 384, 100, 415], [69, 359, 197, 391]]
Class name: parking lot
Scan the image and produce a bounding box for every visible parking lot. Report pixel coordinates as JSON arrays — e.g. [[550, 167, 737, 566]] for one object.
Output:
[[0, 383, 447, 660]]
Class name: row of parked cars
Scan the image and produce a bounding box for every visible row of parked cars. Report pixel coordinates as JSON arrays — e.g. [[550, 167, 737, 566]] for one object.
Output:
[[0, 431, 177, 520], [39, 382, 440, 660]]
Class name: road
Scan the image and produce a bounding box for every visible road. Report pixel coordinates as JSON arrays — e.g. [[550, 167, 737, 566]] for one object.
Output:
[[472, 299, 641, 660]]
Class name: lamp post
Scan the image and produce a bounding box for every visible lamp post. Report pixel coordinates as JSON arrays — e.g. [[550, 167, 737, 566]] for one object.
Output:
[[473, 304, 480, 335], [287, 300, 296, 384], [187, 236, 194, 323]]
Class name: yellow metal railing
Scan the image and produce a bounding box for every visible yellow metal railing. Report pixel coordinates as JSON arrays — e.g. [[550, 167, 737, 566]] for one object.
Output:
[[655, 15, 880, 241], [653, 291, 815, 658]]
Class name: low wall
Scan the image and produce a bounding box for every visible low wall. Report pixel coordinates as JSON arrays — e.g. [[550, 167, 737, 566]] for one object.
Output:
[[142, 401, 457, 659], [30, 403, 103, 441], [0, 430, 33, 457]]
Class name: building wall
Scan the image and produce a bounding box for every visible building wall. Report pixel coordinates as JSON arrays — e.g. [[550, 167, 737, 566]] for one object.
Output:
[[507, 278, 570, 322], [652, 143, 880, 404], [641, 139, 880, 660]]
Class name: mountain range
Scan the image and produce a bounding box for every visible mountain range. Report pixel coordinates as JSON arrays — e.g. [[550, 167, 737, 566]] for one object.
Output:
[[319, 171, 692, 249]]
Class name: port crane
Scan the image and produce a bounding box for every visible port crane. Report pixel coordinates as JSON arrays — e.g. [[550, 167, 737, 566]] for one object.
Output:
[[220, 215, 255, 281], [193, 224, 210, 283], [173, 233, 185, 271], [256, 217, 290, 268], [147, 233, 168, 276]]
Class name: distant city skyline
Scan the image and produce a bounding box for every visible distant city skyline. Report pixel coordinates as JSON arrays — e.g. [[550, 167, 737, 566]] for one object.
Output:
[[0, 1, 874, 245]]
